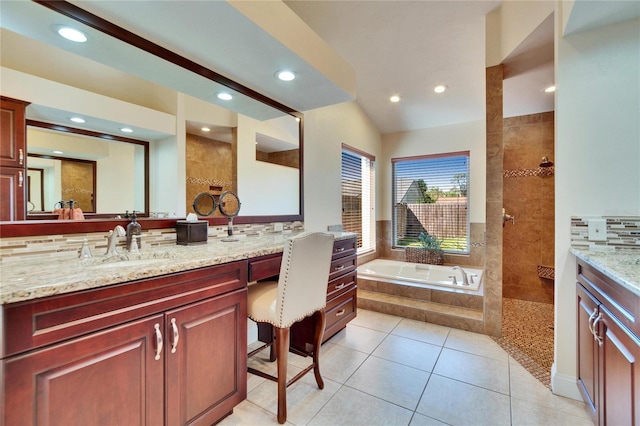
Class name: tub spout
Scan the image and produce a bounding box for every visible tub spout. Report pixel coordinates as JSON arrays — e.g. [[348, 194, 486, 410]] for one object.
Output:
[[453, 266, 469, 286]]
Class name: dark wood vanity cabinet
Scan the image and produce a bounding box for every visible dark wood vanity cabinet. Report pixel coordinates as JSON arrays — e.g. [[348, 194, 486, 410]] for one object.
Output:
[[576, 260, 640, 426], [1, 261, 248, 426], [291, 236, 358, 352], [0, 96, 29, 221]]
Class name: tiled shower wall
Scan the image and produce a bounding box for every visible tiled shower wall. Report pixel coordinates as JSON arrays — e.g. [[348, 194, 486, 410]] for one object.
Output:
[[502, 112, 555, 304], [185, 132, 236, 215]]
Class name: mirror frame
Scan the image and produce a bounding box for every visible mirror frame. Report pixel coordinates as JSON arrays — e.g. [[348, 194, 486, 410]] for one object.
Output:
[[1, 0, 304, 237]]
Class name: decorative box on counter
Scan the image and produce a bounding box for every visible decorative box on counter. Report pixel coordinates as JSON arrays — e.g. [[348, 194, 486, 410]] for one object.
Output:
[[176, 220, 208, 245]]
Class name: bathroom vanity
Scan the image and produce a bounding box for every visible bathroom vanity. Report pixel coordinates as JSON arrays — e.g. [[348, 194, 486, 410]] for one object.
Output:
[[573, 249, 640, 425], [0, 232, 357, 425]]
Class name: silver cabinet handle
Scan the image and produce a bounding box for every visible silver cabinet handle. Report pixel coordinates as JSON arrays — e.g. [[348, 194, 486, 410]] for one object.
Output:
[[334, 265, 345, 272], [335, 283, 346, 291], [19, 148, 23, 166], [170, 318, 179, 354], [335, 247, 345, 253], [335, 309, 346, 317], [592, 313, 603, 346], [588, 308, 598, 336], [18, 170, 23, 188], [154, 323, 163, 361]]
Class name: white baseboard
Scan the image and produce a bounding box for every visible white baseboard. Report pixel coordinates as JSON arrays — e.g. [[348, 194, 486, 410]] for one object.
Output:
[[551, 363, 583, 400]]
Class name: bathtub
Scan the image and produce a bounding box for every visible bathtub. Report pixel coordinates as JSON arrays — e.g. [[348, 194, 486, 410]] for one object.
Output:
[[358, 259, 483, 291]]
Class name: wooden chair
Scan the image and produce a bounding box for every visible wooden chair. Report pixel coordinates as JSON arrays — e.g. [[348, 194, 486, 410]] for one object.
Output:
[[247, 232, 335, 424]]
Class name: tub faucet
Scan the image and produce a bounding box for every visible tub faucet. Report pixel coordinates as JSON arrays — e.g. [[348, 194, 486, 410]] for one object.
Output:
[[105, 225, 126, 257], [453, 266, 469, 286]]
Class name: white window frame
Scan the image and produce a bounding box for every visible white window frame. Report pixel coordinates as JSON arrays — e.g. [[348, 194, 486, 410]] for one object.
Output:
[[341, 144, 375, 255]]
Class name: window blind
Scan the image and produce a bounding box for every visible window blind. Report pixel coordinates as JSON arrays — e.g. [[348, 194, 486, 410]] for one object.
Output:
[[392, 152, 469, 253], [341, 145, 375, 253]]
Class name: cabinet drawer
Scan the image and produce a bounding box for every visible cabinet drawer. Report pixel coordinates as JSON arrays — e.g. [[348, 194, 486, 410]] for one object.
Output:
[[332, 238, 357, 260], [2, 261, 248, 358], [249, 253, 282, 282], [329, 254, 356, 281], [324, 288, 357, 341], [327, 270, 356, 299]]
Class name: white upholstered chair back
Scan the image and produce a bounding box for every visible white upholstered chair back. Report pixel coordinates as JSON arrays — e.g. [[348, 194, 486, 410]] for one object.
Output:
[[274, 232, 334, 328]]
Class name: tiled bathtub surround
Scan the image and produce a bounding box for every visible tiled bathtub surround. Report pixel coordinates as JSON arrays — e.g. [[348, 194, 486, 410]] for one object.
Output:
[[571, 216, 640, 248], [0, 221, 304, 261], [502, 111, 555, 305]]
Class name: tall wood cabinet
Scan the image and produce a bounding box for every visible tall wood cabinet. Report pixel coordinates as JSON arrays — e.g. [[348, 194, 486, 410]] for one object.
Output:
[[1, 261, 248, 426], [0, 96, 30, 221], [576, 259, 640, 425]]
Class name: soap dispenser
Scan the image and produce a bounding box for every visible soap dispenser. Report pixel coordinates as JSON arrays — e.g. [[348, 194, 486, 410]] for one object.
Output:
[[126, 211, 142, 251]]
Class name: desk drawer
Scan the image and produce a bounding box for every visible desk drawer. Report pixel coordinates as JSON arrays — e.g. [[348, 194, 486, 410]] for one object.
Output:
[[248, 253, 282, 282], [329, 255, 356, 281], [327, 270, 356, 299], [324, 288, 357, 341]]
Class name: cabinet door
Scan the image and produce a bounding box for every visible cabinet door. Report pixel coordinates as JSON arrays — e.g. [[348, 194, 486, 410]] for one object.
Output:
[[165, 288, 247, 426], [0, 97, 27, 169], [599, 306, 640, 426], [0, 167, 25, 221], [576, 283, 599, 421], [2, 314, 164, 426]]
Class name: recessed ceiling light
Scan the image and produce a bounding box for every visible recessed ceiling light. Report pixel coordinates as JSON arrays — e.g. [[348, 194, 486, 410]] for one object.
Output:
[[544, 85, 556, 93], [217, 92, 233, 101], [57, 26, 87, 43], [201, 127, 210, 132], [276, 70, 296, 81], [69, 117, 86, 123], [434, 84, 448, 94], [120, 127, 133, 133], [53, 150, 64, 154], [390, 95, 401, 103]]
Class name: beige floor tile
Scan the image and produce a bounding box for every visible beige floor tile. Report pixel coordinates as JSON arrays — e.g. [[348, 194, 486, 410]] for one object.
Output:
[[345, 356, 430, 410], [409, 412, 448, 426], [217, 399, 294, 426], [444, 328, 509, 361], [350, 308, 403, 333], [372, 334, 442, 372], [510, 362, 591, 419], [329, 323, 388, 354], [247, 373, 341, 425], [433, 348, 510, 394], [308, 386, 414, 426], [417, 375, 511, 425], [510, 397, 594, 426], [391, 318, 451, 346], [290, 342, 368, 384]]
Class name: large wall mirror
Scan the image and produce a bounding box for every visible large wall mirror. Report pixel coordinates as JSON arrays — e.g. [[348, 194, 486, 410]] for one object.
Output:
[[0, 1, 303, 236]]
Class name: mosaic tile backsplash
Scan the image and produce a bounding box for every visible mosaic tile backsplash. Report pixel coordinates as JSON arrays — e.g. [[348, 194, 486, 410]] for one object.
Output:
[[0, 221, 304, 261], [571, 216, 640, 248]]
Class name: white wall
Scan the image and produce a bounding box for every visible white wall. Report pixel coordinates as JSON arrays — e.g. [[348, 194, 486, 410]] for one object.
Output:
[[302, 101, 381, 232], [380, 120, 487, 224], [553, 15, 640, 398]]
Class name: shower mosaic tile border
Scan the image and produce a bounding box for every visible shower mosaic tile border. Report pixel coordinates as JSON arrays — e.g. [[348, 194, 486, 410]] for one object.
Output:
[[0, 221, 304, 261], [571, 216, 640, 248], [503, 167, 554, 178]]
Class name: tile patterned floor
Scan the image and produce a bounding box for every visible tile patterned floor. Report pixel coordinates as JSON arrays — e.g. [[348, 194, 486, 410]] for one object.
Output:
[[219, 309, 591, 426]]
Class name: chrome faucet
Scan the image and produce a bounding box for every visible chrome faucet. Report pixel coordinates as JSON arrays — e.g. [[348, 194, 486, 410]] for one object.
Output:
[[453, 265, 469, 286], [105, 225, 126, 257]]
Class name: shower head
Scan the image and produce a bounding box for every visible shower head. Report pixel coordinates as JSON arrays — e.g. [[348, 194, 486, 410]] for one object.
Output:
[[539, 156, 554, 168]]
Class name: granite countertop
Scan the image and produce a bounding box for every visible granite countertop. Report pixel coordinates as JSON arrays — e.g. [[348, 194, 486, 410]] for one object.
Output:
[[0, 231, 355, 305], [570, 246, 640, 296]]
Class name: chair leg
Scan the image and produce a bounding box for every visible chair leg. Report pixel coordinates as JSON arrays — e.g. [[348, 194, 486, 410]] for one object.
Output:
[[312, 310, 326, 389], [275, 326, 290, 424]]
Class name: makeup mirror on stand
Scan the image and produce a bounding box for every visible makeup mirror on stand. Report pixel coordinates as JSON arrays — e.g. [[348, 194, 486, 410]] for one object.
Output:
[[219, 191, 241, 242]]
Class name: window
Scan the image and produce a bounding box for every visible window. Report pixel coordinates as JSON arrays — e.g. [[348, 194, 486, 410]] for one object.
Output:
[[341, 144, 375, 254], [392, 151, 469, 253]]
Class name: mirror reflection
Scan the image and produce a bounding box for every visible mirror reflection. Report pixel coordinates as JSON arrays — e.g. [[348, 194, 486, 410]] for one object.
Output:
[[0, 0, 303, 227]]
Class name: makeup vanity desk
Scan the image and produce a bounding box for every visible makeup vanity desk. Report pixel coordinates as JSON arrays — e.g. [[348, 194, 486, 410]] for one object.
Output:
[[0, 231, 357, 425]]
